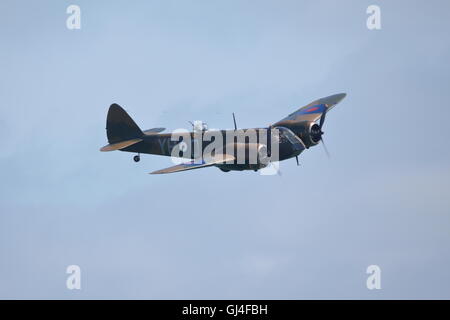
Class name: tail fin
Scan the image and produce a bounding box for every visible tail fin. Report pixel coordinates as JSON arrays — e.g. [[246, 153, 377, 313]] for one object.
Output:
[[106, 104, 143, 143]]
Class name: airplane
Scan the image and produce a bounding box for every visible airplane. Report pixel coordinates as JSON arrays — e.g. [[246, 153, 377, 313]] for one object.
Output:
[[100, 93, 347, 174]]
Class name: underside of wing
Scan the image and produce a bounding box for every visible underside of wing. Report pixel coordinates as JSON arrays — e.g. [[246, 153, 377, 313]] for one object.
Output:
[[273, 93, 346, 127], [150, 154, 235, 174]]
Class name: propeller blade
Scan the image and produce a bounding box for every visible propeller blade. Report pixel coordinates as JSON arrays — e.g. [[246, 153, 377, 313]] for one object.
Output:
[[319, 110, 327, 129], [295, 156, 299, 166], [321, 137, 330, 159]]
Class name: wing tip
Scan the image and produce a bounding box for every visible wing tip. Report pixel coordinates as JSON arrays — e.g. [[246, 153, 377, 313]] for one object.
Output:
[[320, 93, 346, 105]]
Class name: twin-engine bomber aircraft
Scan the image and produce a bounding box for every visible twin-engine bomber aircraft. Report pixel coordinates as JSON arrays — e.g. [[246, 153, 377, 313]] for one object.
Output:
[[100, 93, 347, 174]]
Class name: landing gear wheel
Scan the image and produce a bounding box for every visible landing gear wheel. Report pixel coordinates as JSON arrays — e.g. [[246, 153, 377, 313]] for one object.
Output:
[[133, 155, 140, 162]]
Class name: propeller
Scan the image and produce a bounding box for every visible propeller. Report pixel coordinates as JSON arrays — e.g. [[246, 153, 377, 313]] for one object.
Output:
[[320, 136, 330, 158], [318, 107, 331, 158], [319, 109, 326, 130]]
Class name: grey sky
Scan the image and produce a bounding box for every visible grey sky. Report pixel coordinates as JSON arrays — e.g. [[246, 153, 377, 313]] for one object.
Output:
[[1, 0, 450, 299]]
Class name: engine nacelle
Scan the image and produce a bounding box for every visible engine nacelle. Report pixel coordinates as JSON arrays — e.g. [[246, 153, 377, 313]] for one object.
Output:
[[292, 121, 322, 148]]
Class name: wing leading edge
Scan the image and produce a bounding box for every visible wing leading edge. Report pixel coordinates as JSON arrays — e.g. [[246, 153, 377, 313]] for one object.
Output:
[[150, 154, 235, 174], [273, 93, 346, 126]]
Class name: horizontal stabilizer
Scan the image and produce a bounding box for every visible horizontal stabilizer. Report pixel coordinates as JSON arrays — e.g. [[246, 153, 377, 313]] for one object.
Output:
[[150, 154, 235, 174], [143, 127, 166, 135], [100, 138, 143, 152]]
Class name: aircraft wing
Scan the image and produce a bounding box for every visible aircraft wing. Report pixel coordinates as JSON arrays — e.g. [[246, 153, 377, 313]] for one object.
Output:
[[150, 154, 235, 174], [273, 93, 346, 126]]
